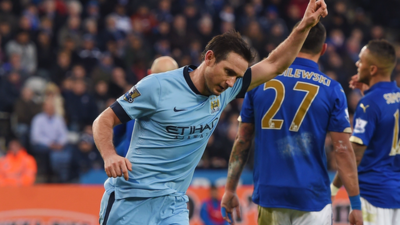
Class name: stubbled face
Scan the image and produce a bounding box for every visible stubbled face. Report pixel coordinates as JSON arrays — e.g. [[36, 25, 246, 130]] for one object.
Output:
[[356, 46, 372, 85], [204, 52, 248, 96]]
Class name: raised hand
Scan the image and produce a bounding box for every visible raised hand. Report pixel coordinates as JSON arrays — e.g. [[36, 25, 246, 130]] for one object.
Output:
[[104, 153, 132, 181], [301, 0, 328, 29], [349, 74, 369, 96]]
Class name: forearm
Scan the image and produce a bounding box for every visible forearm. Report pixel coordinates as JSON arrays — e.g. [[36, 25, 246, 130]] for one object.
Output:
[[93, 109, 120, 159], [225, 137, 252, 192], [266, 25, 311, 74], [333, 142, 359, 196]]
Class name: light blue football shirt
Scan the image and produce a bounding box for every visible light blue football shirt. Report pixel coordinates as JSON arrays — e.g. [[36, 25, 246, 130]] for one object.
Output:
[[105, 66, 251, 199], [350, 81, 400, 208], [240, 58, 351, 211]]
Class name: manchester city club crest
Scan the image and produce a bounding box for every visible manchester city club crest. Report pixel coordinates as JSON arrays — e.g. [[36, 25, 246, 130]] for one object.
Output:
[[210, 97, 220, 113]]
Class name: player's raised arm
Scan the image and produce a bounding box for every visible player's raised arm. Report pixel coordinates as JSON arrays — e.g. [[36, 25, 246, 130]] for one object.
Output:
[[248, 0, 328, 91], [93, 107, 132, 181]]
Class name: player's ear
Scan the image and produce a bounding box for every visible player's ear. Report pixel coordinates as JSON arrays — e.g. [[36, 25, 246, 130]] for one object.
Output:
[[370, 65, 378, 76], [205, 50, 216, 66], [320, 43, 327, 56]]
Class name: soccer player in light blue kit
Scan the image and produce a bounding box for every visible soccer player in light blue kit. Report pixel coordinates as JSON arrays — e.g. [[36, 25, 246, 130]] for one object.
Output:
[[332, 40, 400, 225], [113, 56, 179, 157], [93, 1, 328, 224], [221, 22, 362, 225]]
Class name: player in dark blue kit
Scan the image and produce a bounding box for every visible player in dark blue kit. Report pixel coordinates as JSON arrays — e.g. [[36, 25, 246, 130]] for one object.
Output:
[[93, 0, 328, 224], [332, 40, 400, 225], [221, 22, 363, 225]]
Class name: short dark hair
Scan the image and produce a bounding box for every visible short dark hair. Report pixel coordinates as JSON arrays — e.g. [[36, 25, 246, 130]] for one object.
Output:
[[201, 30, 254, 64], [295, 22, 326, 55], [366, 39, 396, 67]]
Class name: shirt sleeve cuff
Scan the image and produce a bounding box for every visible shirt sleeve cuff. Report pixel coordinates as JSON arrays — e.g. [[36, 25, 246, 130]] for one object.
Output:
[[236, 68, 252, 98], [343, 127, 352, 133], [349, 136, 364, 145], [110, 101, 131, 124]]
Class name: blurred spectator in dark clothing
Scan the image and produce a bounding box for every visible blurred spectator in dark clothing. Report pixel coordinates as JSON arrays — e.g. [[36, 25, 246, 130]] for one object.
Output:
[[61, 36, 80, 65], [170, 15, 191, 50], [244, 20, 265, 55], [197, 15, 214, 49], [108, 67, 129, 99], [111, 4, 132, 34], [183, 4, 201, 33], [14, 87, 42, 148], [83, 18, 98, 43], [39, 0, 66, 34], [239, 3, 257, 31], [5, 30, 37, 74], [84, 0, 100, 20], [124, 34, 152, 82], [50, 51, 71, 86], [30, 99, 69, 183], [99, 15, 125, 51], [57, 16, 82, 48], [78, 34, 101, 73], [151, 21, 171, 44], [0, 71, 21, 113], [370, 25, 385, 40], [285, 3, 302, 30], [0, 0, 18, 32], [23, 4, 40, 31], [0, 139, 37, 186], [0, 21, 12, 50], [36, 31, 55, 72], [70, 125, 103, 180], [18, 15, 37, 39], [153, 0, 173, 23], [106, 40, 125, 69], [131, 5, 158, 36], [63, 78, 98, 131], [91, 52, 114, 84], [94, 80, 109, 112]]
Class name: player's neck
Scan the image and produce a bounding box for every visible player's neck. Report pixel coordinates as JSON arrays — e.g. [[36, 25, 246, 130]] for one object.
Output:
[[297, 53, 319, 63], [369, 75, 391, 87], [189, 63, 208, 95]]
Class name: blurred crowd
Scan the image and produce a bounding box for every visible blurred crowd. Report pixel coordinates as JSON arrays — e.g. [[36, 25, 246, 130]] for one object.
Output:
[[0, 0, 399, 184]]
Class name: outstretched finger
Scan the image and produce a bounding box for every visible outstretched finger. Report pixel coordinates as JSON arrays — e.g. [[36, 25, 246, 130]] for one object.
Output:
[[125, 158, 132, 171], [235, 205, 241, 221], [120, 162, 130, 181]]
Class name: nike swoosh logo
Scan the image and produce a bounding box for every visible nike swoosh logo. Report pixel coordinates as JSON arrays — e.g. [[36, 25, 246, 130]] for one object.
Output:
[[174, 107, 185, 112]]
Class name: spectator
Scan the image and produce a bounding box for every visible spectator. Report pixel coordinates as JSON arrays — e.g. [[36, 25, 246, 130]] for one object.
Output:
[[5, 30, 37, 74], [107, 67, 129, 99], [70, 125, 103, 180], [44, 82, 65, 117], [57, 15, 82, 47], [0, 71, 21, 113], [200, 185, 229, 225], [63, 78, 98, 131], [30, 99, 69, 182], [50, 51, 71, 86], [36, 31, 55, 73], [78, 34, 101, 73], [0, 139, 37, 186], [14, 87, 42, 148], [0, 0, 18, 32]]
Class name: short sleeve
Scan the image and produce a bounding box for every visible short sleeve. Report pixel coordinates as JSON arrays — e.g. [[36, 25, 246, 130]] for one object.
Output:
[[111, 76, 160, 123], [328, 85, 351, 133], [224, 68, 251, 103], [239, 91, 255, 124], [350, 98, 378, 146]]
